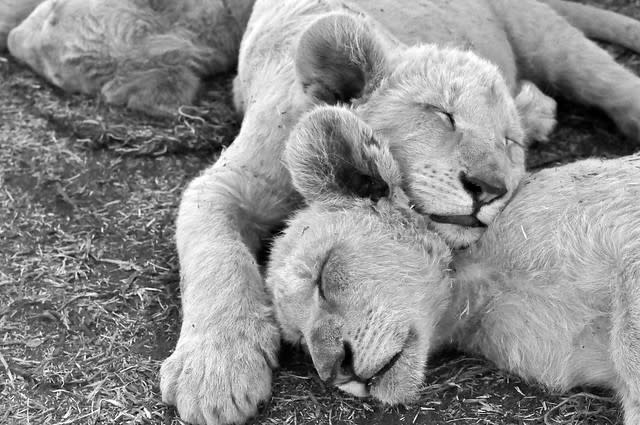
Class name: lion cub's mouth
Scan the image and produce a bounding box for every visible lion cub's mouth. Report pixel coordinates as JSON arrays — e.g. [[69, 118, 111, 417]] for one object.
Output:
[[409, 202, 486, 228], [429, 214, 486, 228]]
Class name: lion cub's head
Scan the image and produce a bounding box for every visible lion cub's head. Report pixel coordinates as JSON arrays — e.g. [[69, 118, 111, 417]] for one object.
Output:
[[295, 13, 555, 248], [7, 0, 252, 115], [267, 105, 453, 403]]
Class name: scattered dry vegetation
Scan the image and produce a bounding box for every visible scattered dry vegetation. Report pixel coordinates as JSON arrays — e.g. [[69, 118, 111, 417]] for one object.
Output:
[[1, 1, 640, 424]]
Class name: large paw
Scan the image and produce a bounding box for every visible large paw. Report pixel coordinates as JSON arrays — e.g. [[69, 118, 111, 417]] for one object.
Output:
[[160, 322, 280, 425]]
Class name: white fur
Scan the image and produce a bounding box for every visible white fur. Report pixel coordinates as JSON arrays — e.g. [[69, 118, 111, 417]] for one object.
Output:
[[6, 0, 254, 115], [162, 1, 640, 424], [271, 146, 640, 424]]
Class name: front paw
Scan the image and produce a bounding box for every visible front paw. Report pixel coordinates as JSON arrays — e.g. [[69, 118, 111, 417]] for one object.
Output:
[[160, 322, 280, 425]]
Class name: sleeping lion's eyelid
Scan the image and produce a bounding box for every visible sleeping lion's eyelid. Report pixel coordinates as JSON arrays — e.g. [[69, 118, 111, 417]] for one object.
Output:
[[314, 270, 326, 299], [316, 253, 332, 300], [317, 281, 326, 300], [506, 137, 524, 148], [446, 112, 455, 128], [439, 110, 455, 129], [428, 106, 455, 129]]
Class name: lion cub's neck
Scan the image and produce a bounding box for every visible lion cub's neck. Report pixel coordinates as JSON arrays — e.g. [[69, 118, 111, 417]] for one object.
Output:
[[432, 252, 506, 350]]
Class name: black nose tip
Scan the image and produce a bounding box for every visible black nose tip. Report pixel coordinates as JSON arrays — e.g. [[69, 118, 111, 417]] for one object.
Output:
[[325, 341, 356, 385], [460, 172, 508, 206], [339, 341, 356, 378]]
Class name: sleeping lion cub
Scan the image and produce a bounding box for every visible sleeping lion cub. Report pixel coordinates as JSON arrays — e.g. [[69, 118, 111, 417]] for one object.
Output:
[[4, 0, 640, 129], [5, 0, 254, 116], [268, 105, 640, 424], [162, 10, 543, 422], [159, 1, 640, 424]]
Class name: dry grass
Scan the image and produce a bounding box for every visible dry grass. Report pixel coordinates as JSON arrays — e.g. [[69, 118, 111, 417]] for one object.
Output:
[[1, 1, 640, 424]]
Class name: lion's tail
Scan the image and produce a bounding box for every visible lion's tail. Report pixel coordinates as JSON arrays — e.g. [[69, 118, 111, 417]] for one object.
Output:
[[542, 0, 640, 54]]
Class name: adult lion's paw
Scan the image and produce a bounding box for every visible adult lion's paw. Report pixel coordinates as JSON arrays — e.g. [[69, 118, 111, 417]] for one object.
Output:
[[160, 323, 280, 425]]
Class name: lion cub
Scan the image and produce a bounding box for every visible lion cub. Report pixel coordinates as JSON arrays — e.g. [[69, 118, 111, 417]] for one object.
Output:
[[267, 105, 455, 402], [6, 0, 254, 116], [268, 106, 640, 424]]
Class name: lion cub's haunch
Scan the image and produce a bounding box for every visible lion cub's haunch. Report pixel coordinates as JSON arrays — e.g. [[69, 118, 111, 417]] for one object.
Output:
[[448, 155, 640, 425], [268, 113, 640, 423]]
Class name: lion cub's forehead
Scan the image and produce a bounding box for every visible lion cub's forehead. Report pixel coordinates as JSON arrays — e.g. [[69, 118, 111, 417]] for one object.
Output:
[[389, 45, 512, 107], [46, 0, 93, 23]]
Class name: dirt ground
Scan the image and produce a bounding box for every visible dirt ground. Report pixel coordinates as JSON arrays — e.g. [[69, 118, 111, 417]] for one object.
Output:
[[2, 1, 640, 424]]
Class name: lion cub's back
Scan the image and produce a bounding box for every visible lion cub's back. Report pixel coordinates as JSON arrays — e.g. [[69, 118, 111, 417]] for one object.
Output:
[[477, 154, 640, 277]]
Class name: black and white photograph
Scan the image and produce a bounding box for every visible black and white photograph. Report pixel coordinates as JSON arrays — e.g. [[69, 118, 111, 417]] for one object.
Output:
[[2, 1, 640, 424]]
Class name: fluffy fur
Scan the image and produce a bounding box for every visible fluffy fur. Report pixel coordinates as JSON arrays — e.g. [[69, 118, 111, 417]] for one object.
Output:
[[450, 156, 640, 424], [6, 0, 254, 115], [3, 0, 640, 127], [267, 105, 455, 403], [161, 1, 640, 424], [268, 106, 640, 424], [0, 0, 43, 50]]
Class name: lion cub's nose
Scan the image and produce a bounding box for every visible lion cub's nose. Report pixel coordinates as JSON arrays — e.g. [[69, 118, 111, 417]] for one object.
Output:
[[322, 341, 357, 385], [460, 171, 508, 206], [309, 317, 358, 384]]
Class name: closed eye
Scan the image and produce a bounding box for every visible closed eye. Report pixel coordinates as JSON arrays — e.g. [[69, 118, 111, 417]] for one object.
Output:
[[423, 104, 455, 130], [436, 110, 455, 129], [316, 250, 334, 300], [505, 137, 524, 148], [505, 137, 525, 162]]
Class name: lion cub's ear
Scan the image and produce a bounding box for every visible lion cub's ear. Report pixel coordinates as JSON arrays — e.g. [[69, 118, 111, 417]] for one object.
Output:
[[285, 106, 401, 205], [295, 13, 389, 105], [515, 81, 557, 144]]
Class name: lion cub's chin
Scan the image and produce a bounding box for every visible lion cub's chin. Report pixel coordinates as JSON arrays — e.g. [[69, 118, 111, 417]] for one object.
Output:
[[337, 381, 369, 398], [429, 221, 488, 248]]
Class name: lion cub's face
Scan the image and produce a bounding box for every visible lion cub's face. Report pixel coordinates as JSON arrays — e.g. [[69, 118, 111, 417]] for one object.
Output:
[[268, 206, 452, 404], [296, 15, 542, 248], [356, 46, 527, 248], [8, 0, 117, 92], [266, 105, 453, 403]]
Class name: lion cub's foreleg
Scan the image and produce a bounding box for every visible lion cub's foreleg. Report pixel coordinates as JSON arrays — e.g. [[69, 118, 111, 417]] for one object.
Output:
[[160, 113, 295, 424], [496, 0, 640, 141]]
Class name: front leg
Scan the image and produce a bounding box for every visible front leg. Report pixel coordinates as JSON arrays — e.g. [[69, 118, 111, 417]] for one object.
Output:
[[160, 109, 301, 424]]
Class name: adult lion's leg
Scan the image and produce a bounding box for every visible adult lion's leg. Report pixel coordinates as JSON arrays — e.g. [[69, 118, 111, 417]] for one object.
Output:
[[160, 98, 302, 425], [496, 0, 640, 141]]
